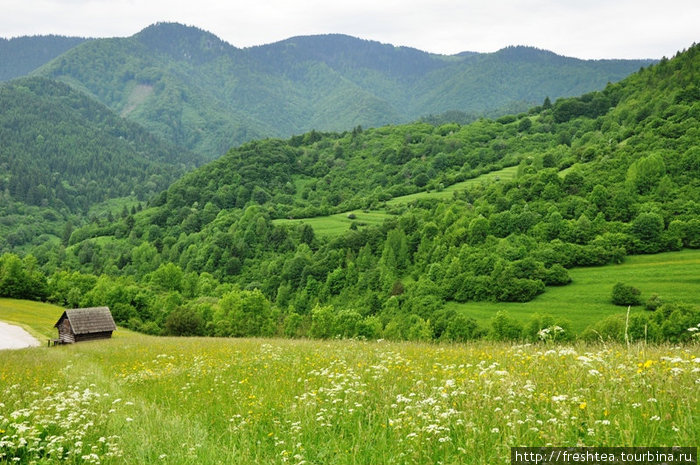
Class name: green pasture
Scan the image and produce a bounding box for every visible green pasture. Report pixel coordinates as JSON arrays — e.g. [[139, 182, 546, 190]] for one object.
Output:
[[274, 209, 393, 237], [0, 321, 697, 464], [0, 298, 65, 340], [385, 165, 518, 206], [87, 195, 142, 218], [450, 249, 700, 332]]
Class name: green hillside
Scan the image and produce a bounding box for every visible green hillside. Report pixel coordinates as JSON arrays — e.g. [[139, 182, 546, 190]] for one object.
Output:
[[36, 23, 654, 158], [272, 165, 520, 237], [7, 43, 696, 344], [0, 76, 199, 250]]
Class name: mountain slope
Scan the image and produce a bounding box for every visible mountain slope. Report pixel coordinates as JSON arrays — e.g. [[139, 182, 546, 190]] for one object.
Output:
[[0, 35, 88, 81], [36, 23, 654, 158], [0, 76, 197, 214]]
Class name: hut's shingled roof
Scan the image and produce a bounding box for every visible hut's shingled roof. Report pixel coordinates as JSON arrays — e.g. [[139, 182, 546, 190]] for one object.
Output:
[[55, 307, 116, 334]]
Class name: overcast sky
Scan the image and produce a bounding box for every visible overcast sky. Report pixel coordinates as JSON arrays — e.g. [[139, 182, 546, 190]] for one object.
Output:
[[2, 0, 698, 59]]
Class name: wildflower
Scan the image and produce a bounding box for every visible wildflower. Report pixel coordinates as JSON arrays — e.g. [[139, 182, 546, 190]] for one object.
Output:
[[579, 402, 587, 410]]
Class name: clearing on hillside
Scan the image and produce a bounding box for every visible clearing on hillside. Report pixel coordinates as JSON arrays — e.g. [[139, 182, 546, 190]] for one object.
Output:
[[274, 165, 519, 237], [450, 249, 700, 332]]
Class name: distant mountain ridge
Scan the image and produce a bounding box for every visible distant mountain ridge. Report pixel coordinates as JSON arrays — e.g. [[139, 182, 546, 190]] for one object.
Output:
[[0, 35, 89, 81], [5, 23, 656, 158]]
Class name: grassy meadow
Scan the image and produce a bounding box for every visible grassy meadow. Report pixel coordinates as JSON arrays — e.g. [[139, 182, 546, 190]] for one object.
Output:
[[385, 165, 519, 206], [274, 209, 392, 238], [450, 249, 700, 332], [1, 301, 699, 464], [0, 299, 64, 340]]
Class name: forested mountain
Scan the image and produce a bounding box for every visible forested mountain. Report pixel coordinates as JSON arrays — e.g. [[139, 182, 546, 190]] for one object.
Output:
[[0, 35, 89, 81], [0, 77, 198, 249], [35, 22, 654, 158], [13, 43, 696, 342]]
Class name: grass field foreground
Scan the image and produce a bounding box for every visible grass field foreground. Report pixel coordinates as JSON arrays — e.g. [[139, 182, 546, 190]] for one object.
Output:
[[1, 327, 698, 464]]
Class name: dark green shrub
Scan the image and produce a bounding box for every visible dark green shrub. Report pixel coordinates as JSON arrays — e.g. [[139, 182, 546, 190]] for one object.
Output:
[[164, 307, 205, 336], [645, 293, 662, 311], [444, 314, 481, 342], [490, 311, 523, 341], [581, 315, 625, 342], [283, 312, 304, 338], [544, 264, 572, 285], [611, 282, 641, 306]]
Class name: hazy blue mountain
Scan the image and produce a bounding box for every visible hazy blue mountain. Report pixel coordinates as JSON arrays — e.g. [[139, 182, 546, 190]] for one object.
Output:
[[0, 35, 89, 81]]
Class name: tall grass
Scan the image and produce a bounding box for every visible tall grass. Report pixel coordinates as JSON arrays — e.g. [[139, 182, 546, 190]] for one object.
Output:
[[1, 333, 698, 464]]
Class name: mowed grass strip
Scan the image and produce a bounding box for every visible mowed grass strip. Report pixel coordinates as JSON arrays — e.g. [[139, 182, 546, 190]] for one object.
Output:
[[386, 165, 518, 206], [449, 249, 700, 332], [274, 209, 392, 237]]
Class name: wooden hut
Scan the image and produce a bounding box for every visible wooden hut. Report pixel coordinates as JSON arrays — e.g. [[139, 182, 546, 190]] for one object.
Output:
[[54, 307, 116, 344]]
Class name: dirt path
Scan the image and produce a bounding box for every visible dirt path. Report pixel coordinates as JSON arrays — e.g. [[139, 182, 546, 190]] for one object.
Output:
[[0, 321, 40, 350]]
